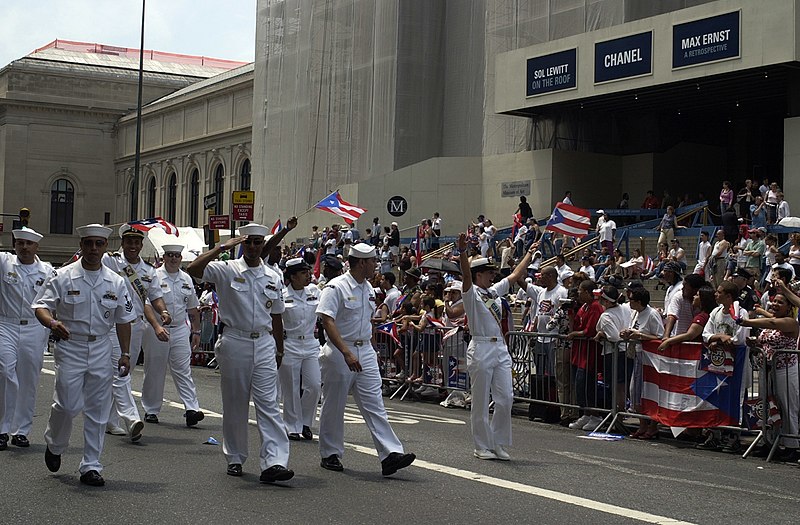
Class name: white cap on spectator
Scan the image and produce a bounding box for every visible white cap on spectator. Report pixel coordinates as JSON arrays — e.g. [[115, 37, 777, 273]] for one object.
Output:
[[350, 243, 376, 258], [391, 221, 398, 227], [597, 209, 605, 215], [12, 226, 43, 243], [444, 280, 463, 292], [240, 223, 269, 237], [76, 224, 112, 239]]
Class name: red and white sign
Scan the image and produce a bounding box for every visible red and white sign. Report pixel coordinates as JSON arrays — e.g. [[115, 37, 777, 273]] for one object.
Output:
[[209, 215, 230, 230]]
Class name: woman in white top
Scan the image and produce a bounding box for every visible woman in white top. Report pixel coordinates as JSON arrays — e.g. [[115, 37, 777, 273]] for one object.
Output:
[[788, 233, 800, 276], [379, 244, 394, 275], [279, 258, 322, 441], [620, 287, 664, 439], [594, 286, 631, 414]]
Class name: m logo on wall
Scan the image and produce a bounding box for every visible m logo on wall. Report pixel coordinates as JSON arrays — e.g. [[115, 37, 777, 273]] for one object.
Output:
[[387, 196, 408, 217]]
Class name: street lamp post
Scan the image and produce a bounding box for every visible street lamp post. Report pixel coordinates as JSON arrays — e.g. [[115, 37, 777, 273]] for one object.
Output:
[[131, 0, 146, 221]]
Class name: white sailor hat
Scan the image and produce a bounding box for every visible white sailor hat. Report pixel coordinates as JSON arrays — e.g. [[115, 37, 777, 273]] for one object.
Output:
[[284, 257, 311, 272], [76, 223, 112, 239], [161, 244, 184, 254], [239, 223, 269, 237], [12, 226, 43, 243], [350, 242, 376, 258], [444, 280, 463, 292], [469, 257, 497, 271], [119, 223, 145, 238], [597, 209, 605, 215]]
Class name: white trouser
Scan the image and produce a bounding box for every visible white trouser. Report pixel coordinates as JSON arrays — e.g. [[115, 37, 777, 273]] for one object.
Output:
[[216, 331, 289, 470], [467, 338, 513, 451], [141, 323, 200, 415], [278, 338, 321, 433], [0, 321, 49, 436], [108, 318, 145, 428], [0, 322, 47, 435], [44, 338, 113, 474], [771, 363, 799, 448], [318, 342, 403, 461]]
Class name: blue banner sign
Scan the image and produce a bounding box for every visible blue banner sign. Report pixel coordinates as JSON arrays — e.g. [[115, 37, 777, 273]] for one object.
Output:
[[673, 11, 740, 69], [595, 32, 652, 83], [526, 48, 577, 97]]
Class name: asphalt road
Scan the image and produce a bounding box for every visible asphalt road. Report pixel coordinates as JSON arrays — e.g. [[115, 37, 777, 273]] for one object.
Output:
[[1, 358, 797, 524]]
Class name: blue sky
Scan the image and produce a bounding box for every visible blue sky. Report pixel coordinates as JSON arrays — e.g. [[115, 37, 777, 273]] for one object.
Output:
[[1, 0, 256, 68]]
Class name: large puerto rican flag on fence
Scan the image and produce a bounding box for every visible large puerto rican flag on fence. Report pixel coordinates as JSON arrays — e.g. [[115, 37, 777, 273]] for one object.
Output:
[[544, 202, 591, 238], [640, 341, 745, 433], [128, 217, 179, 236], [315, 191, 366, 224]]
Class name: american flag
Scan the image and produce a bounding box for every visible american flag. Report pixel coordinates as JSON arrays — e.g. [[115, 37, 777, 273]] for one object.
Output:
[[641, 341, 745, 429], [314, 191, 366, 224], [544, 202, 591, 238], [128, 217, 179, 236]]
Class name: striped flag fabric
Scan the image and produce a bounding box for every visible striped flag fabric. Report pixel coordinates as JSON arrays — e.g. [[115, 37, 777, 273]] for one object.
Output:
[[643, 255, 655, 274], [640, 341, 745, 429], [128, 217, 179, 236], [544, 202, 591, 238], [314, 191, 366, 224], [271, 219, 283, 235], [375, 321, 402, 345]]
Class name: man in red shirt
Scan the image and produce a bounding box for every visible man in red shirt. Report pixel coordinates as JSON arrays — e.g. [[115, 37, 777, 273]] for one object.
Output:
[[567, 280, 604, 431], [642, 190, 660, 209]]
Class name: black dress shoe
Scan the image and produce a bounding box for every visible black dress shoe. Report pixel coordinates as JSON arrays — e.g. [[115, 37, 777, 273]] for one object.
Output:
[[226, 463, 243, 477], [79, 470, 105, 487], [45, 446, 61, 472], [381, 452, 416, 476], [0, 433, 8, 451], [320, 454, 344, 472], [288, 433, 303, 441], [11, 435, 30, 447], [259, 465, 295, 483], [144, 413, 159, 424], [185, 410, 205, 427], [301, 426, 313, 440]]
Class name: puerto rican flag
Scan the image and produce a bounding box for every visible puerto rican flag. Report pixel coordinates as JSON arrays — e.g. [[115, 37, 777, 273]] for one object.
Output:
[[128, 217, 179, 236], [641, 341, 745, 432], [271, 219, 283, 235], [643, 255, 655, 274], [544, 202, 591, 238], [375, 321, 402, 345], [314, 191, 366, 224]]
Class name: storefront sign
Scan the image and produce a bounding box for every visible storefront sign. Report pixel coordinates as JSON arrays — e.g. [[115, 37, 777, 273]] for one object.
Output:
[[673, 11, 740, 69], [595, 32, 652, 83], [501, 180, 531, 198], [526, 48, 577, 97]]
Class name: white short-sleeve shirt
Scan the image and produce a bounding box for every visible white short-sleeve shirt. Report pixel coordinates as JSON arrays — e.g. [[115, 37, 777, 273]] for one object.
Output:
[[462, 278, 510, 339], [316, 272, 376, 342], [0, 253, 55, 322], [155, 267, 199, 326], [102, 253, 163, 317]]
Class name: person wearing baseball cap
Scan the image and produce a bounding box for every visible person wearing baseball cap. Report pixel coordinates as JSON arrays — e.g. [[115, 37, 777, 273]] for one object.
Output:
[[33, 224, 136, 486], [187, 222, 294, 484], [0, 227, 54, 451], [279, 258, 321, 442], [316, 241, 416, 475], [139, 241, 205, 428], [661, 261, 684, 314], [456, 231, 536, 461]]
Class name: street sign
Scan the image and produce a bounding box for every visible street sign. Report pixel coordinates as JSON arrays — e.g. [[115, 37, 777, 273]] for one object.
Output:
[[232, 190, 255, 221], [203, 193, 217, 210], [208, 215, 230, 230]]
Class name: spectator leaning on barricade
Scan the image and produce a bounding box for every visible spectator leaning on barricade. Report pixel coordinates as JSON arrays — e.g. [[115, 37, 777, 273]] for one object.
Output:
[[698, 281, 750, 453], [456, 232, 534, 461], [545, 288, 580, 425], [594, 286, 630, 415], [568, 280, 605, 431], [522, 266, 567, 382]]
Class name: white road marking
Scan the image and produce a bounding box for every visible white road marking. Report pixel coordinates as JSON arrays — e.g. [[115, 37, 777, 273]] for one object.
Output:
[[40, 363, 692, 523]]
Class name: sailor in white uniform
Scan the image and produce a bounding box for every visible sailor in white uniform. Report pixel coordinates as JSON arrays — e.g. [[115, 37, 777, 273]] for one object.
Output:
[[279, 258, 322, 441], [33, 224, 135, 486], [0, 227, 54, 450], [316, 242, 416, 476], [187, 223, 294, 484], [140, 242, 204, 426]]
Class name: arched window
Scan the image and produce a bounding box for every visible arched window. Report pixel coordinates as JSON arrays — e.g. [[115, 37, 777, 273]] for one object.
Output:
[[50, 179, 74, 234], [214, 164, 225, 214], [129, 179, 139, 221], [167, 173, 177, 224], [147, 177, 157, 218], [189, 169, 199, 228], [240, 158, 251, 190]]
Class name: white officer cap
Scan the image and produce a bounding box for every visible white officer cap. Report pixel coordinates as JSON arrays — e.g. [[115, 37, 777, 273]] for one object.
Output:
[[444, 280, 463, 292], [119, 223, 145, 238], [349, 242, 376, 258], [161, 244, 184, 253], [76, 223, 112, 239], [12, 226, 43, 243], [284, 257, 311, 272], [469, 257, 497, 271], [239, 223, 269, 237]]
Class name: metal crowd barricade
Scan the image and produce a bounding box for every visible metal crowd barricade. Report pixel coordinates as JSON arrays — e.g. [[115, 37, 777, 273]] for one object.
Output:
[[506, 331, 613, 429], [743, 348, 799, 462]]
